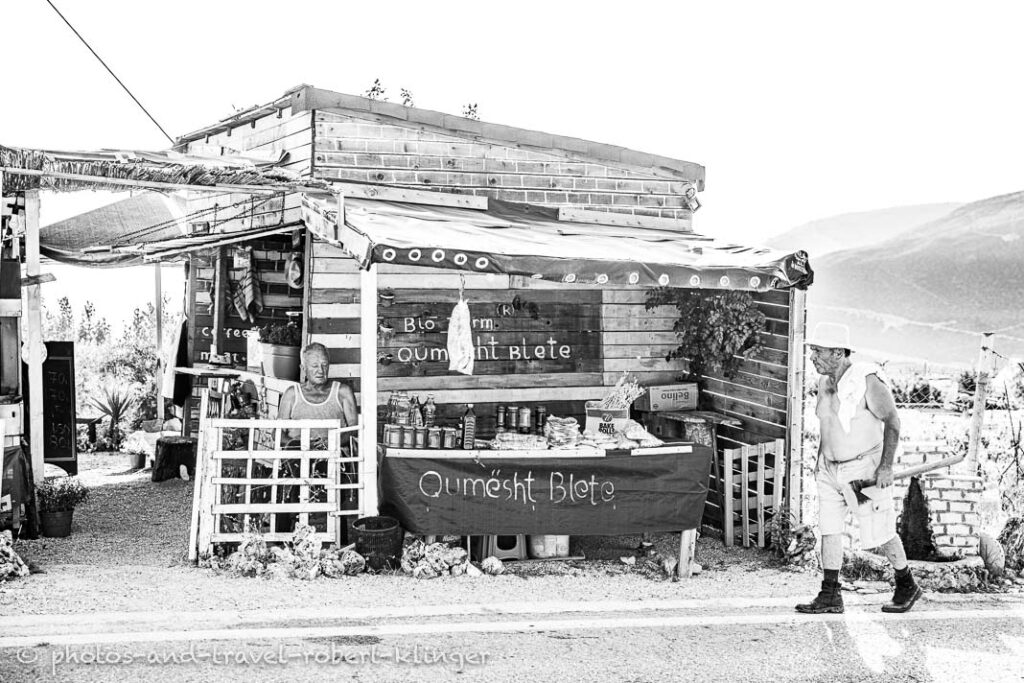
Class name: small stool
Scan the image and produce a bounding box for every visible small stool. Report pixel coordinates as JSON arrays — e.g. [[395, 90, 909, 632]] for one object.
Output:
[[473, 534, 528, 561]]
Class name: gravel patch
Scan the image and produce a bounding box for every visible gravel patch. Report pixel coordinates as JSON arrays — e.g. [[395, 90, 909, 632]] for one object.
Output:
[[0, 451, 838, 617]]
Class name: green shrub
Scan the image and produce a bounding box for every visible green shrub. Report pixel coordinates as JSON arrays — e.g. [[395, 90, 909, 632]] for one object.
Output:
[[36, 477, 89, 512], [258, 321, 302, 347]]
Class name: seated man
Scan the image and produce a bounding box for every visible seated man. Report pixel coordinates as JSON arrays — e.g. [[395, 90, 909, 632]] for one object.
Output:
[[277, 342, 357, 430], [273, 343, 359, 527]]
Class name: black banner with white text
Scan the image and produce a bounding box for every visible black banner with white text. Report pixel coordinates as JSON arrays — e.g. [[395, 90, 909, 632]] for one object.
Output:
[[378, 446, 712, 535]]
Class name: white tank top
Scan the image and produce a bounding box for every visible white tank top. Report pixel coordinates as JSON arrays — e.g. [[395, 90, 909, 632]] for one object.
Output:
[[288, 383, 348, 426]]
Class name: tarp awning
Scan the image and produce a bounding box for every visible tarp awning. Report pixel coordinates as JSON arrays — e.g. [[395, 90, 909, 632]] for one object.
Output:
[[41, 192, 187, 267], [303, 195, 813, 291]]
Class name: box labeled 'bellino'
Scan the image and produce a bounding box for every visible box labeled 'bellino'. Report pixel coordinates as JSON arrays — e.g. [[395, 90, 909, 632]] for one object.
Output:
[[633, 383, 698, 412]]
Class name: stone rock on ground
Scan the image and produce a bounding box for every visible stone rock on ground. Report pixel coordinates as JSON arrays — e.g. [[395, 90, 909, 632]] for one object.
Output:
[[0, 531, 30, 581], [998, 517, 1024, 572]]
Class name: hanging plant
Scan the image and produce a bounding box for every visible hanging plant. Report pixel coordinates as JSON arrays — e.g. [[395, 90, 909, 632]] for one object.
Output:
[[644, 288, 767, 380]]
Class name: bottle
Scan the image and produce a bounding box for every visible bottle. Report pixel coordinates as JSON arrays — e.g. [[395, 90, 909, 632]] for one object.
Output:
[[495, 405, 507, 433], [395, 392, 411, 426], [386, 391, 398, 424], [535, 405, 547, 435], [423, 395, 437, 428], [411, 396, 424, 428], [462, 404, 477, 450]]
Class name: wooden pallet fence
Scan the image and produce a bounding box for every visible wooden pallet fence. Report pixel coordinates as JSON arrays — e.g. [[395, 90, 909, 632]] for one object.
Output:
[[719, 437, 785, 548], [190, 416, 361, 560]]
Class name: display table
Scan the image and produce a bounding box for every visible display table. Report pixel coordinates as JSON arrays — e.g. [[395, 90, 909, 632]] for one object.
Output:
[[379, 443, 712, 537], [638, 410, 742, 512]]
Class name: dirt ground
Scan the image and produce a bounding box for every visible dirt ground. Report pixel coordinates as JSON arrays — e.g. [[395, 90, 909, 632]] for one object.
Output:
[[1, 451, 829, 617]]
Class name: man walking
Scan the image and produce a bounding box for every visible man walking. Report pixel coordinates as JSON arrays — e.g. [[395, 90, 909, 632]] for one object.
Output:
[[796, 323, 922, 614]]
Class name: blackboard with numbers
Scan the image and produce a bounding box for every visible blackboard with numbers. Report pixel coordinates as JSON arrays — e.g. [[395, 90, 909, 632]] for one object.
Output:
[[40, 341, 77, 475]]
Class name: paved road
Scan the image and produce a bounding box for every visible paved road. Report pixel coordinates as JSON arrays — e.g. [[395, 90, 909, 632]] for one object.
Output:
[[2, 593, 1022, 682]]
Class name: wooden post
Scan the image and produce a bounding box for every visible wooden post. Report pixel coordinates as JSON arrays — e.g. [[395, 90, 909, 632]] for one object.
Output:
[[677, 528, 697, 579], [210, 246, 227, 359], [24, 190, 44, 483], [359, 262, 379, 516], [785, 287, 808, 523], [966, 333, 994, 466], [155, 263, 164, 421]]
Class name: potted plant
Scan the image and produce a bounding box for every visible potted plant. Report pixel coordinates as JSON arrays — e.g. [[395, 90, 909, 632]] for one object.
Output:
[[125, 448, 148, 470], [90, 385, 138, 450], [257, 320, 302, 380], [36, 476, 89, 537]]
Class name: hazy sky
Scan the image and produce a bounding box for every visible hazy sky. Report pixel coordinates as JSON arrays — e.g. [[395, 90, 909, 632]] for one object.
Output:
[[4, 0, 1024, 247]]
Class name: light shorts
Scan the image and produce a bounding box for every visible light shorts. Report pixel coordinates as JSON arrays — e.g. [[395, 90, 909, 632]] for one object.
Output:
[[816, 449, 897, 550]]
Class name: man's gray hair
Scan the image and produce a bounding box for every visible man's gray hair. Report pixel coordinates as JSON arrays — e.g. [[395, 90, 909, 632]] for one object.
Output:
[[301, 342, 329, 360]]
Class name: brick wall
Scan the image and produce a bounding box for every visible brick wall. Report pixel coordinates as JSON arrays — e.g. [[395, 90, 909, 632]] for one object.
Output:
[[844, 442, 980, 557], [917, 473, 982, 557], [311, 111, 696, 225]]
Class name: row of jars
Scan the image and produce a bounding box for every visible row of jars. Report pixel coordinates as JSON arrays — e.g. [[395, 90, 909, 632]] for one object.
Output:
[[383, 424, 461, 450]]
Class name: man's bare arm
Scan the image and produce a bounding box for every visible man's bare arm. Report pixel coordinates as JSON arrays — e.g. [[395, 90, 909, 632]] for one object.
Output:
[[277, 386, 296, 420], [865, 374, 901, 486], [337, 382, 358, 427]]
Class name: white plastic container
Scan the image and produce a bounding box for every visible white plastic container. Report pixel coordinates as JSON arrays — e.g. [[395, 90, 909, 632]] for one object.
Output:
[[528, 534, 570, 559]]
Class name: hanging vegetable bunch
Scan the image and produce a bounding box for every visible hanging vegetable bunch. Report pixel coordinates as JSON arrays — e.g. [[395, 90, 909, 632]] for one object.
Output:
[[644, 288, 767, 380]]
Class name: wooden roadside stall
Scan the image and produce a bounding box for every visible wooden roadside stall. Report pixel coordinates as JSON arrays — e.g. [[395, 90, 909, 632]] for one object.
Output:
[[292, 190, 812, 570], [165, 85, 814, 564], [2, 86, 813, 564]]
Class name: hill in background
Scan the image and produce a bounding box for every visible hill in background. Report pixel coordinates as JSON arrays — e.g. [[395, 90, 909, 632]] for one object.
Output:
[[805, 191, 1024, 366], [767, 203, 963, 257]]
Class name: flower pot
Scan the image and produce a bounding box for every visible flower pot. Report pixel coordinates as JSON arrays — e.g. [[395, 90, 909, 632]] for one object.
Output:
[[40, 510, 74, 538], [127, 452, 147, 470], [259, 343, 300, 381]]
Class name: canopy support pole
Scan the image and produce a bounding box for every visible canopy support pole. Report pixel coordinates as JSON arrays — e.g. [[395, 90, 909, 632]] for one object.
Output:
[[785, 287, 807, 523], [155, 264, 164, 421], [24, 190, 44, 482], [359, 263, 379, 516], [210, 246, 227, 360]]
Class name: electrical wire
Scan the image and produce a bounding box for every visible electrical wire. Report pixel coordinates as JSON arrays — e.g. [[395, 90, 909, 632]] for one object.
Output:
[[43, 0, 175, 145]]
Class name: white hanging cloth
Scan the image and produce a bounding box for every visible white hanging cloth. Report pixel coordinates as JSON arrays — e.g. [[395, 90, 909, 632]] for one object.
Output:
[[446, 277, 475, 375]]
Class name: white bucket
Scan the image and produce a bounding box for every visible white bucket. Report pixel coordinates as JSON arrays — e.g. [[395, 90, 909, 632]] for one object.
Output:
[[528, 534, 570, 559]]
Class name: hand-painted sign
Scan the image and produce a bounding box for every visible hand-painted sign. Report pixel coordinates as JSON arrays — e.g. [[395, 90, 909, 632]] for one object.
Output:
[[377, 290, 602, 377], [379, 446, 712, 534]]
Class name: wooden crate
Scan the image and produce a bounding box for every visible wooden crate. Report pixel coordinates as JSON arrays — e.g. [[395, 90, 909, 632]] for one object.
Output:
[[717, 437, 785, 548]]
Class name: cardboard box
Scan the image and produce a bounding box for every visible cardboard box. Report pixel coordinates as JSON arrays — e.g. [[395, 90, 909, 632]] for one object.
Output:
[[584, 401, 630, 435], [633, 383, 698, 412]]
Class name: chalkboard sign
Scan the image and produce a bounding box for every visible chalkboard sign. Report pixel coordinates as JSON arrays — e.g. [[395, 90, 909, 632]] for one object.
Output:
[[23, 341, 78, 475], [376, 290, 602, 378]]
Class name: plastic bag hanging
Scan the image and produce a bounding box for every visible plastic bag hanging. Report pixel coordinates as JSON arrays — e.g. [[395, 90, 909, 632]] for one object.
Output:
[[446, 275, 475, 375]]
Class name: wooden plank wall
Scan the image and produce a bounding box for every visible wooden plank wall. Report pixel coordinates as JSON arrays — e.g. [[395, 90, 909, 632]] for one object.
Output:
[[182, 109, 313, 177], [185, 236, 303, 430], [309, 239, 795, 450]]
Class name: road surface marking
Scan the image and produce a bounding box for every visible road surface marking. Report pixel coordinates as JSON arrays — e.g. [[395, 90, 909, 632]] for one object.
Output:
[[2, 606, 1022, 649], [5, 592, 1019, 632]]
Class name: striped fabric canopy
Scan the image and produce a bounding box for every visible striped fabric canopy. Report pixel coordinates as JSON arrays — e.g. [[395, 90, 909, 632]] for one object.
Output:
[[302, 195, 813, 291]]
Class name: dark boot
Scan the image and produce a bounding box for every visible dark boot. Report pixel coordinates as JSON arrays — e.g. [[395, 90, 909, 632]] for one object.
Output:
[[795, 580, 844, 614], [882, 570, 922, 613]]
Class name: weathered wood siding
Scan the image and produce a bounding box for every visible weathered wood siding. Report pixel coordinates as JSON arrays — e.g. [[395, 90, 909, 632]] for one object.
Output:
[[185, 236, 303, 430], [311, 111, 695, 224], [309, 240, 796, 449], [188, 236, 302, 367], [181, 109, 313, 177]]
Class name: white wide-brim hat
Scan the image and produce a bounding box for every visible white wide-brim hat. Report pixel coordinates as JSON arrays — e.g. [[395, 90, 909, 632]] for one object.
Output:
[[804, 322, 855, 352]]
